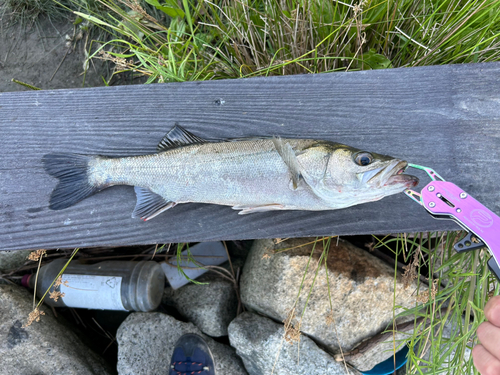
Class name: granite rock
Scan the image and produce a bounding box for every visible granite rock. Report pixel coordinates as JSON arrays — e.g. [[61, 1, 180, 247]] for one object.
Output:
[[0, 250, 31, 273], [170, 279, 238, 337], [228, 312, 352, 375], [116, 312, 247, 375], [240, 238, 419, 370], [0, 284, 112, 375], [339, 326, 411, 372]]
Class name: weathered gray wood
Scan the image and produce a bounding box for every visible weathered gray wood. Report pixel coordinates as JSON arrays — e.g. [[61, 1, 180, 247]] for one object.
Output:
[[1, 63, 499, 251]]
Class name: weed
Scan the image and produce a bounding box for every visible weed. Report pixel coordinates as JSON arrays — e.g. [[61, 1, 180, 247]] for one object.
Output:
[[10, 0, 500, 372], [64, 0, 500, 84], [272, 237, 350, 371], [27, 249, 47, 262], [1, 0, 69, 26], [172, 243, 209, 286], [23, 307, 46, 327], [402, 248, 420, 289], [269, 233, 498, 374], [283, 308, 301, 344], [48, 289, 65, 302], [24, 248, 79, 327], [372, 231, 499, 374]]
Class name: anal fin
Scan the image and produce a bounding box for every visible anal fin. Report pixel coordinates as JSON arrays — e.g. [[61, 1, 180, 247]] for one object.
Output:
[[132, 187, 176, 221], [232, 204, 285, 215]]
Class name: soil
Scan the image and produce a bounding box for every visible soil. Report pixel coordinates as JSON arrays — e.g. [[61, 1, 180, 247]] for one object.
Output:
[[0, 15, 106, 92], [0, 12, 411, 375]]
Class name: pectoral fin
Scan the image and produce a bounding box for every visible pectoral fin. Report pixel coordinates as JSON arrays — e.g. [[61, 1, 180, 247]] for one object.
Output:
[[232, 204, 285, 215], [132, 187, 176, 221], [272, 137, 302, 190]]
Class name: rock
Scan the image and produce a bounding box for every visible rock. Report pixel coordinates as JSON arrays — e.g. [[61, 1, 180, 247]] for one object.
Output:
[[228, 312, 351, 375], [339, 325, 411, 372], [240, 238, 419, 370], [0, 284, 112, 375], [116, 312, 247, 375], [0, 250, 31, 273], [169, 279, 238, 337]]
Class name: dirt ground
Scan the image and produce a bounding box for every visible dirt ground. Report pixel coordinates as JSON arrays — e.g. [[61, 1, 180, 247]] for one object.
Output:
[[0, 16, 106, 92]]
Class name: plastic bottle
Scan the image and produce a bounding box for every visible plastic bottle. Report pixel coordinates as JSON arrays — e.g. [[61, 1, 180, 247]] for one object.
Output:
[[22, 259, 165, 311]]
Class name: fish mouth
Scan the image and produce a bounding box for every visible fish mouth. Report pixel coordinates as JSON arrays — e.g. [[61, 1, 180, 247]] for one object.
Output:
[[364, 160, 419, 188]]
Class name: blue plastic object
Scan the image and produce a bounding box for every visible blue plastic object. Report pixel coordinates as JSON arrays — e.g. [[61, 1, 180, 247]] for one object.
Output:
[[361, 345, 409, 375]]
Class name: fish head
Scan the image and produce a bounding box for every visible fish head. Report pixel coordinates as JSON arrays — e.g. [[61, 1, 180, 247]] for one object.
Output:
[[298, 142, 419, 207]]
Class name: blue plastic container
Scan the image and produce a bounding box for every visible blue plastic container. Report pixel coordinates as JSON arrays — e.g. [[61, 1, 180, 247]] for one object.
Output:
[[361, 345, 409, 375]]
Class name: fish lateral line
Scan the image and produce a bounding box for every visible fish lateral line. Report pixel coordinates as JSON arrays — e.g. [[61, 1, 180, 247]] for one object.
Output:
[[42, 125, 419, 221]]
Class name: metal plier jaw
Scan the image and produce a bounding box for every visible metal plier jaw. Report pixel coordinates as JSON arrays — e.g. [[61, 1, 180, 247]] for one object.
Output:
[[404, 164, 500, 281]]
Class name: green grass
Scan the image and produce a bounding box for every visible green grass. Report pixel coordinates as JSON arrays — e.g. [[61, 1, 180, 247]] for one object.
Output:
[[68, 1, 500, 373], [60, 0, 500, 84], [370, 232, 495, 374], [15, 0, 500, 372], [278, 234, 497, 374], [1, 0, 69, 26]]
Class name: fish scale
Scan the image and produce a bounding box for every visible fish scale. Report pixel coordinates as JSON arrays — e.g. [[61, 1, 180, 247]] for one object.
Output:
[[43, 125, 418, 220], [92, 140, 309, 207]]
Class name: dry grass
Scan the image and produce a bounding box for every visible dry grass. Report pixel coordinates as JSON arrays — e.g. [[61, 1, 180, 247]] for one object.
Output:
[[402, 248, 420, 289], [23, 307, 46, 328], [27, 249, 47, 262], [23, 249, 79, 327], [283, 308, 301, 344], [68, 0, 500, 84]]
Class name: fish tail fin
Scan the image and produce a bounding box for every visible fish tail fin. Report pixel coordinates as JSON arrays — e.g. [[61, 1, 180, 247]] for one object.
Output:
[[43, 153, 100, 210]]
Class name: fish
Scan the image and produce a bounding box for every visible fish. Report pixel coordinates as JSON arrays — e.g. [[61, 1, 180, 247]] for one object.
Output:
[[42, 125, 419, 220]]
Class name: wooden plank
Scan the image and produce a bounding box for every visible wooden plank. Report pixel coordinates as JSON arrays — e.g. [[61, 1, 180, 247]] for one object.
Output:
[[1, 63, 499, 251]]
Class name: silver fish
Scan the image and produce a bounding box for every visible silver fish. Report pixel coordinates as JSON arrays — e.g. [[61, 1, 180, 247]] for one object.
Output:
[[43, 125, 418, 220]]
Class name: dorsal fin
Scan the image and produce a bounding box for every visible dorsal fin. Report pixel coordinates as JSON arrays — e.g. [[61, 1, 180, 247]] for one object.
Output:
[[157, 125, 207, 152], [272, 137, 303, 190]]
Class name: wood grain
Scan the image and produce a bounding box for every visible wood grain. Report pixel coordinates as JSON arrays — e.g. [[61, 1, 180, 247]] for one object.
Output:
[[1, 63, 499, 251]]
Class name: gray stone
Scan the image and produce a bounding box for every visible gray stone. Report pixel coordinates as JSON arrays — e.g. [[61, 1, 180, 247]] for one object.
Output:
[[170, 279, 238, 337], [228, 312, 352, 375], [0, 284, 112, 375], [343, 304, 471, 373], [117, 312, 247, 375], [338, 329, 410, 372], [0, 250, 31, 273], [240, 238, 419, 370]]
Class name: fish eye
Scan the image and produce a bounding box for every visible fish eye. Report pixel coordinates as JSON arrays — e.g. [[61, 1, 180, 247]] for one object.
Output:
[[355, 152, 373, 166]]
